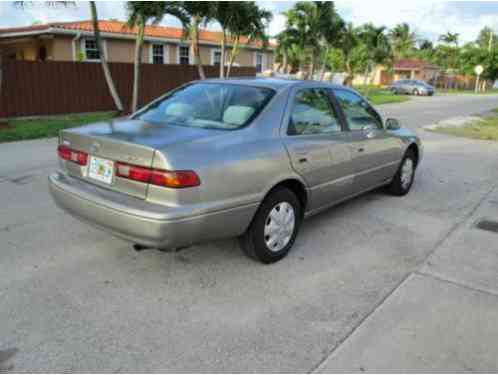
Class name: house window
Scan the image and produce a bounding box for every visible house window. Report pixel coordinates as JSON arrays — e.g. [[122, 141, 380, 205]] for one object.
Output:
[[255, 52, 264, 73], [179, 46, 190, 65], [84, 39, 100, 60], [213, 50, 222, 66], [152, 44, 165, 64]]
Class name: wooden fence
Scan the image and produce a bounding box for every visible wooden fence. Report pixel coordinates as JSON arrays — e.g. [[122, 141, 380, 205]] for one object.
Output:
[[0, 61, 256, 118]]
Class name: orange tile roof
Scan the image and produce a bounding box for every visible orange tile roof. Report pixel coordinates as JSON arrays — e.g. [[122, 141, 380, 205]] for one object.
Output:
[[0, 20, 273, 49]]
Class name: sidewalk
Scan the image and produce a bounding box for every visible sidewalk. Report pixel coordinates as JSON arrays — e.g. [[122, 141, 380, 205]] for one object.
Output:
[[316, 186, 498, 372]]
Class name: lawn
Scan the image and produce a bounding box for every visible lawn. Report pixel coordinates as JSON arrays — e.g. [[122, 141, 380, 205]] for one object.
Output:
[[428, 109, 498, 141], [0, 112, 117, 143], [355, 86, 411, 105]]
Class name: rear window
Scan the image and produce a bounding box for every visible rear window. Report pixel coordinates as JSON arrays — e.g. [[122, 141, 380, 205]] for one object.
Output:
[[134, 83, 274, 130]]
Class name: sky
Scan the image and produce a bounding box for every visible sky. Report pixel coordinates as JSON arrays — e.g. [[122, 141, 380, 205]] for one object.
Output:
[[0, 1, 497, 44]]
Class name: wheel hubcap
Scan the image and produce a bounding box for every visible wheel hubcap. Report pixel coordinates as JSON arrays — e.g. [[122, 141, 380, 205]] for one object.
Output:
[[264, 202, 295, 252], [401, 158, 414, 189]]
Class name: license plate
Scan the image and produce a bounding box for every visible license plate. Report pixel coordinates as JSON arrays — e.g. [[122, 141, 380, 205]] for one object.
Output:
[[88, 156, 114, 185]]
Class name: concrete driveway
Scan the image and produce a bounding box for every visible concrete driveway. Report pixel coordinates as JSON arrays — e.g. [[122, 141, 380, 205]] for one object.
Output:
[[1, 94, 498, 372]]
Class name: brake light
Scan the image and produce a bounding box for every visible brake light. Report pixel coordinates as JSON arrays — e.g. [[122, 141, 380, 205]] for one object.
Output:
[[58, 145, 88, 166], [116, 162, 200, 188]]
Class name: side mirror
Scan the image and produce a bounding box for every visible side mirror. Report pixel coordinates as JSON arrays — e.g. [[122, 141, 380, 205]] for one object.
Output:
[[385, 118, 401, 130]]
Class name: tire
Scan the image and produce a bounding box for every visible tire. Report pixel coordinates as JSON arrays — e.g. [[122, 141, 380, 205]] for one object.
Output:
[[239, 187, 302, 264], [412, 89, 419, 96], [387, 150, 416, 196]]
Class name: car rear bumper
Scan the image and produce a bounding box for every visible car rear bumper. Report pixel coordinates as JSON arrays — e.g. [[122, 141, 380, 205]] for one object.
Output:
[[48, 172, 258, 248]]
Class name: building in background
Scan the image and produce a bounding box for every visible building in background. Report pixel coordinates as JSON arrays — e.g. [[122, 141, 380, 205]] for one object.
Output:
[[0, 20, 274, 72], [354, 59, 440, 86]]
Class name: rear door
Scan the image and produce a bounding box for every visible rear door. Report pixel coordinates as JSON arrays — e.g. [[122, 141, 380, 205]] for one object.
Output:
[[283, 87, 355, 211], [331, 89, 403, 193]]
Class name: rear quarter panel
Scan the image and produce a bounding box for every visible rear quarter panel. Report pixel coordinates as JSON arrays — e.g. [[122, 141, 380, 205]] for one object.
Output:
[[146, 86, 306, 216]]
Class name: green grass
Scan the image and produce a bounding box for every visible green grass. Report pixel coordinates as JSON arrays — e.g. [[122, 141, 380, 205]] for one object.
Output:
[[429, 109, 498, 141], [0, 112, 117, 143], [355, 86, 411, 105]]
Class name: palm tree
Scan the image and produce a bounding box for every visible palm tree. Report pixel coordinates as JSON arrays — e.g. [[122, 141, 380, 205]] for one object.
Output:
[[126, 2, 186, 113], [211, 2, 247, 78], [285, 1, 344, 78], [89, 1, 123, 114], [285, 2, 320, 76], [275, 29, 299, 74], [315, 1, 345, 79], [338, 23, 360, 85], [439, 31, 459, 48], [225, 2, 272, 78], [438, 32, 460, 70], [179, 2, 215, 80], [418, 39, 433, 51], [389, 23, 416, 59], [357, 23, 392, 96], [477, 26, 497, 51]]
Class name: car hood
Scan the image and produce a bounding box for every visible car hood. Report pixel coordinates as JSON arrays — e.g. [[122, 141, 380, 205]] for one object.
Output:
[[67, 118, 227, 150]]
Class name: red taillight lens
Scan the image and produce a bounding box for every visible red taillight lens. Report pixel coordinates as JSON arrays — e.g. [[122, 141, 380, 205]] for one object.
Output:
[[57, 145, 71, 161], [116, 163, 151, 183], [58, 145, 88, 166], [116, 162, 200, 188]]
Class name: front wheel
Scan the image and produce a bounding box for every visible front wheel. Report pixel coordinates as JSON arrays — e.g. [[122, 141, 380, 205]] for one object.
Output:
[[239, 187, 302, 263], [387, 150, 416, 196]]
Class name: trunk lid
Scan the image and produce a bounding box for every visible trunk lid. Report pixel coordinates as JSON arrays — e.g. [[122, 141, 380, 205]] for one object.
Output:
[[59, 119, 222, 200]]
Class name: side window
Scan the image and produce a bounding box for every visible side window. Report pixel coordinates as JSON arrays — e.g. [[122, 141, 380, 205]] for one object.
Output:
[[333, 89, 383, 131], [288, 89, 342, 136]]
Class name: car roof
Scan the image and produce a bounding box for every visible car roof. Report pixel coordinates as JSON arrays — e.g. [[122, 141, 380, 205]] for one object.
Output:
[[200, 77, 349, 91]]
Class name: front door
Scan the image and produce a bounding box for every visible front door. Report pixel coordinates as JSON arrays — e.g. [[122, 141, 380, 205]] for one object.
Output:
[[332, 89, 403, 193], [283, 88, 356, 212]]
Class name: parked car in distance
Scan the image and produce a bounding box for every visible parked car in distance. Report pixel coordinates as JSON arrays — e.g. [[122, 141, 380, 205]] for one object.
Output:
[[390, 79, 435, 96], [49, 78, 422, 263]]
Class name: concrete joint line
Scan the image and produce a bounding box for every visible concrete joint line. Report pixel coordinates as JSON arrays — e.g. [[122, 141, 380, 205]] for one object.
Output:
[[310, 183, 498, 373], [416, 271, 498, 298]]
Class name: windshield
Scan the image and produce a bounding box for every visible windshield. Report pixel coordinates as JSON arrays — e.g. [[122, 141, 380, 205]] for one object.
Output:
[[134, 83, 275, 130]]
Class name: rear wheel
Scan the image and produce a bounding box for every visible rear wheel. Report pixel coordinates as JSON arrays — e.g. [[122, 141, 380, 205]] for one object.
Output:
[[240, 187, 301, 264], [387, 150, 416, 196]]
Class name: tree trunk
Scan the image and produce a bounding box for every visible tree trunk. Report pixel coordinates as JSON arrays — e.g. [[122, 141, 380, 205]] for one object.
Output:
[[219, 30, 226, 78], [226, 37, 240, 78], [282, 51, 288, 74], [90, 1, 123, 114], [309, 53, 316, 79], [191, 16, 205, 80], [319, 46, 329, 80], [363, 62, 372, 98], [131, 15, 145, 113]]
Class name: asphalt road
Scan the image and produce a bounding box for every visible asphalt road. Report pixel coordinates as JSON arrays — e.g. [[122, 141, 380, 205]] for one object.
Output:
[[1, 94, 498, 372]]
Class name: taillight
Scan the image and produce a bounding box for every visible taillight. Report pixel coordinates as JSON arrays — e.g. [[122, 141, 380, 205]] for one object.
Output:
[[116, 162, 200, 188], [58, 145, 88, 166]]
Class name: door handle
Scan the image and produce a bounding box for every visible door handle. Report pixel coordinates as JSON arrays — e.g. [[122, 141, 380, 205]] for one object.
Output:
[[366, 131, 376, 139], [298, 157, 308, 163], [358, 147, 365, 153]]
